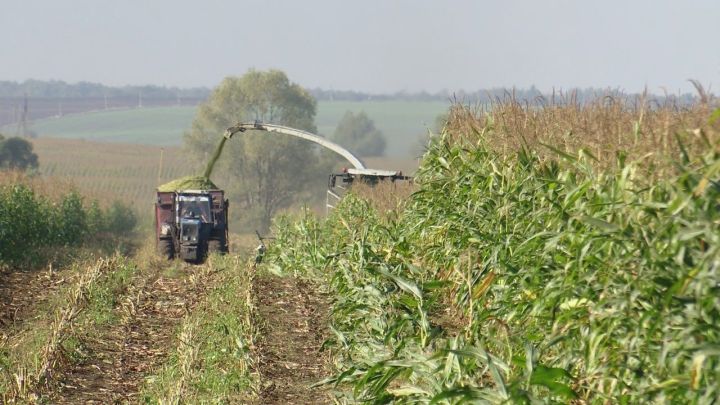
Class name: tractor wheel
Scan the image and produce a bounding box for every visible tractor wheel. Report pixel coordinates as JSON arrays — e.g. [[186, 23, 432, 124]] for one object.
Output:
[[208, 239, 224, 255], [158, 239, 174, 260]]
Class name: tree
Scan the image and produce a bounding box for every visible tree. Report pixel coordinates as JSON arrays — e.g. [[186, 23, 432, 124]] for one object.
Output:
[[184, 69, 333, 230], [332, 111, 386, 157], [0, 135, 39, 171], [414, 112, 448, 156]]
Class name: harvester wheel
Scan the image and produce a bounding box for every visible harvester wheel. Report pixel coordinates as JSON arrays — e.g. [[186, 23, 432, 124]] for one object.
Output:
[[158, 239, 174, 260]]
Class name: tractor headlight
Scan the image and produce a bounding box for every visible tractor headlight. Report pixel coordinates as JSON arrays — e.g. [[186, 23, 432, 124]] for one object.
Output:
[[161, 223, 172, 236]]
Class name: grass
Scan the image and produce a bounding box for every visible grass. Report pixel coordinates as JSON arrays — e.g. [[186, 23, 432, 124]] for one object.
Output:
[[16, 100, 450, 157], [267, 101, 720, 402]]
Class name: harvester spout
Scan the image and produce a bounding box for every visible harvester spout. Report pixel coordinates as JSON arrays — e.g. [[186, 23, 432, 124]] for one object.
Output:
[[224, 122, 366, 170]]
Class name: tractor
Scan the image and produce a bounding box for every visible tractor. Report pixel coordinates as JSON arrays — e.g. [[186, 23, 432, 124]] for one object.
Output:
[[155, 189, 229, 263]]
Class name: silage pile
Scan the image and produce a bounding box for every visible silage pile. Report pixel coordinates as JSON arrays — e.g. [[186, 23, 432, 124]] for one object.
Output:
[[157, 176, 218, 192]]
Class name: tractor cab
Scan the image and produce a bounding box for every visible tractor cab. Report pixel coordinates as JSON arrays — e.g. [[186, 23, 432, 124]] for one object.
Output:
[[176, 192, 213, 261], [178, 194, 212, 223]]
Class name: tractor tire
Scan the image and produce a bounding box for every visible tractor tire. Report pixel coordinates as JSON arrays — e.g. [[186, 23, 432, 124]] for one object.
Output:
[[207, 239, 225, 255], [158, 239, 174, 260]]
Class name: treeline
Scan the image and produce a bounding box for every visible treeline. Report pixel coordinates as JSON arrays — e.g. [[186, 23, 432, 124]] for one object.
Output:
[[0, 79, 210, 99], [0, 183, 136, 265], [309, 86, 703, 105], [0, 79, 705, 106]]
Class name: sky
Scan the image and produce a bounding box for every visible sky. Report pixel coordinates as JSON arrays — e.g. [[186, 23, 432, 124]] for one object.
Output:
[[1, 0, 718, 94]]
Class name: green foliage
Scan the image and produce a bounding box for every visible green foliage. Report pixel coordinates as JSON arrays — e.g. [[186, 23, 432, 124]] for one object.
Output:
[[184, 69, 334, 230], [105, 200, 137, 234], [332, 111, 387, 156], [268, 119, 720, 402], [0, 136, 38, 171], [0, 185, 137, 265]]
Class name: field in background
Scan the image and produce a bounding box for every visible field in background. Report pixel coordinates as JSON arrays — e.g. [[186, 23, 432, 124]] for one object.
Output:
[[30, 137, 419, 226], [32, 138, 193, 222], [20, 107, 197, 145], [12, 100, 450, 157], [315, 100, 449, 157]]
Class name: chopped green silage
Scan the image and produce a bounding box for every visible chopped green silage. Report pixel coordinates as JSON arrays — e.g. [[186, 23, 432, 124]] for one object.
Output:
[[157, 176, 218, 192]]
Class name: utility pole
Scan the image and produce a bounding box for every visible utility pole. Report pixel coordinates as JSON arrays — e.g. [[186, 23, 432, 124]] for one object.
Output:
[[17, 93, 29, 137], [138, 91, 143, 108], [157, 148, 164, 184]]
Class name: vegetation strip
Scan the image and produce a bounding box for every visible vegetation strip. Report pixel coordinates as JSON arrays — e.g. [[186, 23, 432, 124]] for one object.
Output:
[[49, 255, 211, 403], [254, 273, 331, 404], [141, 255, 259, 404]]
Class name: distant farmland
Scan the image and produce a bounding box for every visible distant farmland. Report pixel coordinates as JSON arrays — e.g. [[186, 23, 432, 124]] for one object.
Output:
[[21, 107, 197, 146], [11, 100, 450, 157], [31, 138, 193, 216], [30, 137, 418, 227]]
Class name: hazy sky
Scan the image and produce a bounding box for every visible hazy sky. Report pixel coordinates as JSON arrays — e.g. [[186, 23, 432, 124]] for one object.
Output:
[[1, 0, 718, 94]]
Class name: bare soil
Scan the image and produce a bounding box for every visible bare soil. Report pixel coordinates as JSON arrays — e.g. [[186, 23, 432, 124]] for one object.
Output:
[[50, 263, 207, 404], [0, 266, 69, 333], [254, 274, 332, 404], [1, 259, 333, 403]]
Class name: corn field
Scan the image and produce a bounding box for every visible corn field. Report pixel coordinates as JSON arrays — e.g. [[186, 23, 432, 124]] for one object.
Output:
[[0, 175, 137, 266], [268, 103, 720, 403], [30, 138, 193, 219]]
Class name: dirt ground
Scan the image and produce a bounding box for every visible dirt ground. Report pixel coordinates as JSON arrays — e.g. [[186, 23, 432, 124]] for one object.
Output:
[[254, 274, 332, 404], [0, 266, 69, 333], [1, 258, 333, 403], [50, 263, 207, 404]]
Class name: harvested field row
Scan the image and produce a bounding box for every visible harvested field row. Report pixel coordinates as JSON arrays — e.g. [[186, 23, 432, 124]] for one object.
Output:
[[254, 274, 331, 404], [51, 258, 211, 403]]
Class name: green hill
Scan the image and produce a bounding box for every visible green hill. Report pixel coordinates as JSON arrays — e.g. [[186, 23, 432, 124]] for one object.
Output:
[[9, 100, 449, 157]]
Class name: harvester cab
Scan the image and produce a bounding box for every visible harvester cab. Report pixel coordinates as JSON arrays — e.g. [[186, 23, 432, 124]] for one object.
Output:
[[328, 168, 412, 189], [221, 122, 413, 212]]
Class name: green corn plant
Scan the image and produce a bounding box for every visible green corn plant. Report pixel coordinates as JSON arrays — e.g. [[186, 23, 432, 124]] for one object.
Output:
[[268, 109, 720, 403]]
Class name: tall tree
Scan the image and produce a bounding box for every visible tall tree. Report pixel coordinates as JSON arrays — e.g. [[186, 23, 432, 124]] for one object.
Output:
[[332, 111, 386, 157], [184, 70, 332, 230], [0, 135, 39, 171]]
